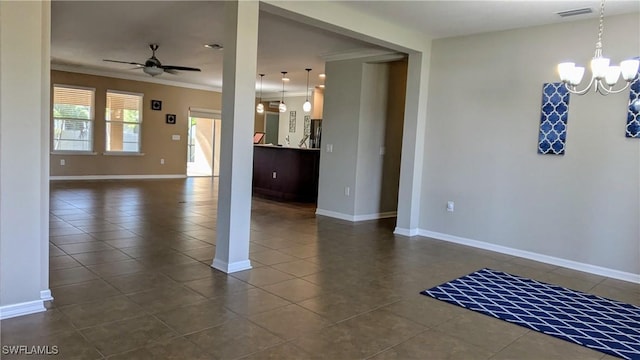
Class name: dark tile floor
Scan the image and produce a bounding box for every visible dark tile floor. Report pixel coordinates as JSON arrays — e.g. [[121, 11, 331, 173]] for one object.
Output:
[[1, 177, 637, 359]]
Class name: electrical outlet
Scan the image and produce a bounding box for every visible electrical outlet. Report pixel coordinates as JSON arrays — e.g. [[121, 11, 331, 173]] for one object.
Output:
[[447, 201, 454, 212], [272, 172, 277, 179], [60, 159, 65, 166], [160, 159, 165, 165], [344, 186, 350, 196]]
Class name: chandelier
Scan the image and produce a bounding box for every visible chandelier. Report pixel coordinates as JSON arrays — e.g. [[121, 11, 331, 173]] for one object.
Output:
[[557, 0, 639, 95]]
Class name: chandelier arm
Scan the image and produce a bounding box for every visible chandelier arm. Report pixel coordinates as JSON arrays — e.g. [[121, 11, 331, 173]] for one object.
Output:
[[595, 80, 632, 95], [563, 77, 597, 95]]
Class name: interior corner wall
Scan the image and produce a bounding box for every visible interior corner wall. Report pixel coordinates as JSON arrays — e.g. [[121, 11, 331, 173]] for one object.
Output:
[[354, 63, 389, 216], [317, 59, 363, 216], [420, 13, 640, 275], [0, 0, 48, 316], [318, 58, 407, 219], [50, 70, 221, 177]]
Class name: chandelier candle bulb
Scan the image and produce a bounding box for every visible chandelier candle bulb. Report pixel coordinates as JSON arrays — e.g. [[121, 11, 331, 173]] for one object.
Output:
[[591, 57, 610, 79], [604, 66, 621, 86], [621, 60, 640, 81]]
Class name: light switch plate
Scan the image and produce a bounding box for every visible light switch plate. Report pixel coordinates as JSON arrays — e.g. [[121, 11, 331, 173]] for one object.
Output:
[[172, 135, 180, 141]]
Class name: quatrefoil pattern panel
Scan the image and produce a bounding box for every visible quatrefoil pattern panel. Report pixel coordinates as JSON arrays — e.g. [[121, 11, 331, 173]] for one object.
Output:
[[538, 83, 570, 155], [626, 65, 640, 138]]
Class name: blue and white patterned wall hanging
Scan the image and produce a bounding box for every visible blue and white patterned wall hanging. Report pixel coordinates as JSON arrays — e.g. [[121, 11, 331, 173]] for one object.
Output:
[[625, 62, 640, 138], [538, 83, 570, 155]]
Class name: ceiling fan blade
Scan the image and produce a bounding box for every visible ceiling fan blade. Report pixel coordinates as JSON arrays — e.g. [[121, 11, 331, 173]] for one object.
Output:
[[164, 69, 178, 75], [161, 65, 201, 72], [103, 59, 144, 67]]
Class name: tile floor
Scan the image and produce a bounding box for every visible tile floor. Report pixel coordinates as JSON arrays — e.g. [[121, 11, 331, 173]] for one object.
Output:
[[1, 177, 637, 359]]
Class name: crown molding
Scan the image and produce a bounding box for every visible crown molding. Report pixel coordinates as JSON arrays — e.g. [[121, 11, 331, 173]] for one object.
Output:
[[51, 64, 222, 92], [320, 48, 405, 62]]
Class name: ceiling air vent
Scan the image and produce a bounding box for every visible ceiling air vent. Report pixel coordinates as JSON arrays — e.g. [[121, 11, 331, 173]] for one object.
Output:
[[556, 7, 593, 17]]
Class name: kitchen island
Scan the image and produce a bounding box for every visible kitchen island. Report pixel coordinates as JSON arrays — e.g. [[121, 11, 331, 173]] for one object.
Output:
[[252, 145, 320, 203]]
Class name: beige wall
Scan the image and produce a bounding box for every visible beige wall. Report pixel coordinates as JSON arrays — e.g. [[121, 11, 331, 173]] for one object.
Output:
[[50, 70, 221, 177], [312, 87, 324, 119]]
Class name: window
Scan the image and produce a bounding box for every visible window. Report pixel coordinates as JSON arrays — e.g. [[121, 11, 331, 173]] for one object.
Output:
[[52, 85, 95, 152], [106, 90, 143, 153]]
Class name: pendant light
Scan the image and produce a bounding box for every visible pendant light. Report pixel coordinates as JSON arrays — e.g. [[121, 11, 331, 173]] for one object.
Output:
[[256, 74, 265, 114], [279, 71, 287, 113], [303, 68, 312, 113]]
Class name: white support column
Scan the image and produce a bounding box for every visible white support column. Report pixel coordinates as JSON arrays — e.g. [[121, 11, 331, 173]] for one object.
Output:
[[0, 1, 50, 319], [212, 0, 259, 273], [394, 51, 430, 236]]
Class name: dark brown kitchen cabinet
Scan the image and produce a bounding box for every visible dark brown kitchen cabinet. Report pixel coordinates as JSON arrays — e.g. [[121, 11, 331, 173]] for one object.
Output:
[[252, 145, 320, 203]]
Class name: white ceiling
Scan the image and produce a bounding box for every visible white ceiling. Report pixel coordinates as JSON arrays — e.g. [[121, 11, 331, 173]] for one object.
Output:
[[51, 1, 640, 96], [340, 0, 639, 39]]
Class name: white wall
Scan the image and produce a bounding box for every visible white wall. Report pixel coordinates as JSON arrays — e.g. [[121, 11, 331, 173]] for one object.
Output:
[[355, 63, 389, 216], [0, 1, 50, 318], [316, 60, 362, 216], [317, 59, 405, 220], [420, 13, 640, 276], [262, 0, 432, 233], [276, 95, 311, 147]]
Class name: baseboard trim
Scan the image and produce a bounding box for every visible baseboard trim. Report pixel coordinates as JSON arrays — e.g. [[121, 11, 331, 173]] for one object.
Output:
[[418, 229, 640, 284], [40, 289, 53, 301], [0, 299, 46, 320], [354, 211, 397, 221], [50, 174, 187, 181], [316, 209, 397, 222], [394, 227, 419, 237], [211, 259, 252, 274]]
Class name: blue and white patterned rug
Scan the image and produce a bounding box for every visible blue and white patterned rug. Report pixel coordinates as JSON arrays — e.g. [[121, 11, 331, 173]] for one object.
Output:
[[421, 268, 640, 359]]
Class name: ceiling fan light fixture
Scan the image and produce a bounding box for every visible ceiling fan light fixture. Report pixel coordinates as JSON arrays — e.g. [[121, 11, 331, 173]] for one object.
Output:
[[143, 66, 163, 77], [103, 44, 201, 77], [204, 44, 223, 50]]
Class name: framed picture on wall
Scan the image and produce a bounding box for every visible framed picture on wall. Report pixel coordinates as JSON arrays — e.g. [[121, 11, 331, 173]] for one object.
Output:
[[166, 114, 176, 124], [289, 111, 296, 132], [304, 115, 311, 136], [151, 100, 162, 111]]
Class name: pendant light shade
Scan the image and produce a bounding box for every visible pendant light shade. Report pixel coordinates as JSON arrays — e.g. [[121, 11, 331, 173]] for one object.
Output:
[[303, 68, 312, 113], [279, 71, 287, 113], [256, 74, 265, 114]]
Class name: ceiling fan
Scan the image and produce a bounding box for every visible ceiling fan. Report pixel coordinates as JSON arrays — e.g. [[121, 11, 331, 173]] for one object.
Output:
[[103, 44, 201, 77]]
